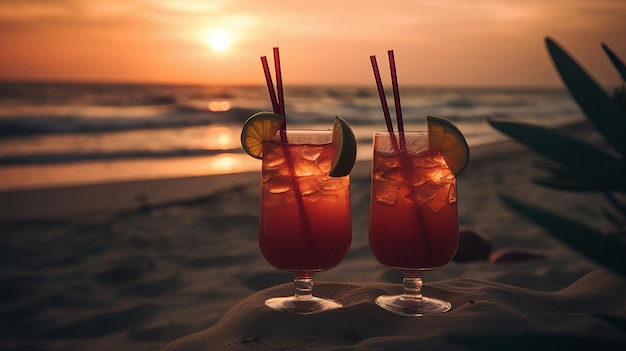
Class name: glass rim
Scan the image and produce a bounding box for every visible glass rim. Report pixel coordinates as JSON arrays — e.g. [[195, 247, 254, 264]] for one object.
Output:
[[373, 131, 429, 135], [269, 129, 333, 144], [274, 129, 333, 133]]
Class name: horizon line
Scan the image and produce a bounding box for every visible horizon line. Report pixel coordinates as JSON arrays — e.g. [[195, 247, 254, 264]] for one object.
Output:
[[0, 78, 567, 90]]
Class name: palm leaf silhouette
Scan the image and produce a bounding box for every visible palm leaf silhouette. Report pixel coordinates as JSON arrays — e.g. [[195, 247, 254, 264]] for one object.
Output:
[[487, 118, 625, 191], [500, 196, 626, 277], [489, 37, 626, 276], [545, 37, 626, 158], [602, 43, 626, 81]]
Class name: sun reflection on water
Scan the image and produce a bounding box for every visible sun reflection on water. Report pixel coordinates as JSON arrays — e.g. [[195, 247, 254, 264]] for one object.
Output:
[[208, 101, 231, 112], [211, 154, 237, 171], [202, 126, 238, 150]]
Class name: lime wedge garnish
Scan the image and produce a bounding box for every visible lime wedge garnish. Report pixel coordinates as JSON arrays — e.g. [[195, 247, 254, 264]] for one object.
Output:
[[240, 111, 285, 159], [427, 115, 470, 176], [329, 116, 357, 177]]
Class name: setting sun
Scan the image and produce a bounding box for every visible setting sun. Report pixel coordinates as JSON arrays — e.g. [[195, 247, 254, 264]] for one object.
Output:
[[207, 29, 231, 52], [0, 0, 624, 86]]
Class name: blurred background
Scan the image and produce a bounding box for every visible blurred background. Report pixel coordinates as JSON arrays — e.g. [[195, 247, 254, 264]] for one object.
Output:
[[1, 0, 625, 191]]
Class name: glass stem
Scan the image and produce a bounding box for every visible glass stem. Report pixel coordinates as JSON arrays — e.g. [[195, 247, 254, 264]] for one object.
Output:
[[402, 274, 423, 301], [294, 278, 313, 300]]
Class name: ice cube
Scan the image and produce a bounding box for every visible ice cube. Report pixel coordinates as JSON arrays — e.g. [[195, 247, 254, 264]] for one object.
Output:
[[375, 183, 400, 205], [426, 167, 454, 185], [263, 149, 286, 169], [262, 166, 284, 180], [372, 168, 385, 181], [297, 176, 321, 196], [406, 181, 438, 206], [380, 168, 407, 183], [426, 188, 449, 213], [411, 156, 444, 169], [263, 191, 289, 208], [318, 158, 331, 174], [380, 155, 401, 168], [447, 182, 457, 204], [320, 177, 346, 190], [309, 191, 339, 205], [407, 181, 456, 213], [301, 145, 324, 161], [294, 159, 320, 176], [265, 176, 292, 194]]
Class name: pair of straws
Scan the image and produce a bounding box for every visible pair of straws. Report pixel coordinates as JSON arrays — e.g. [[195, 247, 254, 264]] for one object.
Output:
[[371, 50, 405, 153], [260, 48, 407, 152], [261, 48, 287, 142]]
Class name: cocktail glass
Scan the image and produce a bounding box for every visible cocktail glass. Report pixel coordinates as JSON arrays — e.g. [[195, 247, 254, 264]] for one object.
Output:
[[369, 131, 459, 316], [259, 130, 352, 313]]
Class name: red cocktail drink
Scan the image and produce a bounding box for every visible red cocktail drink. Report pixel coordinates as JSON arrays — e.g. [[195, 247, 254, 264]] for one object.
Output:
[[248, 48, 356, 314], [369, 146, 459, 270], [260, 131, 352, 274], [369, 131, 460, 316], [255, 129, 352, 314]]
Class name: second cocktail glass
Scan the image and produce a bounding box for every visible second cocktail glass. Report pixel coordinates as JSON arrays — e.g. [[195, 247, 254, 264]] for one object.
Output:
[[259, 129, 352, 314], [369, 131, 460, 316]]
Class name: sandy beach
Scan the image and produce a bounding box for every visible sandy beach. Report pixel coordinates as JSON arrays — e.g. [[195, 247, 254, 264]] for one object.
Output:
[[1, 121, 624, 351]]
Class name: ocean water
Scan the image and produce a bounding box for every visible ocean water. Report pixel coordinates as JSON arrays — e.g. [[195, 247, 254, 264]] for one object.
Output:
[[0, 82, 584, 191]]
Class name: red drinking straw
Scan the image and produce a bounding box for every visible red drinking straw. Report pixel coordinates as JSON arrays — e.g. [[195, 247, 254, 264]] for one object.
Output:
[[259, 48, 314, 249], [373, 51, 434, 254], [273, 48, 287, 141], [260, 48, 287, 142], [260, 56, 279, 114], [370, 55, 399, 154], [388, 50, 406, 150], [273, 47, 286, 118]]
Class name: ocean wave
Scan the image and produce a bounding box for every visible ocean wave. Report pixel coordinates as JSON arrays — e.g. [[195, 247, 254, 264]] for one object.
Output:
[[1, 82, 210, 107], [0, 148, 246, 166], [0, 83, 586, 172], [0, 106, 260, 137]]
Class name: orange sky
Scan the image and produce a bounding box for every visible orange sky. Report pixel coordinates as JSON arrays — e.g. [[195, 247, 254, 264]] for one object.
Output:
[[1, 0, 625, 87]]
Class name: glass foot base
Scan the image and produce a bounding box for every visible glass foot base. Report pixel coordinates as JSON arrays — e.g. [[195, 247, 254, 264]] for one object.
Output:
[[265, 296, 342, 314], [375, 294, 451, 316]]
